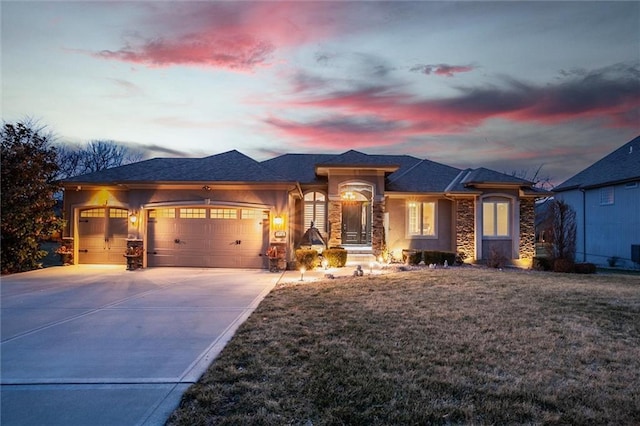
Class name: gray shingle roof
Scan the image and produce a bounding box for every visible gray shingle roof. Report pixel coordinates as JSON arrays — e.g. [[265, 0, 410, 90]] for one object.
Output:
[[63, 150, 291, 184], [554, 135, 640, 191], [387, 159, 461, 192]]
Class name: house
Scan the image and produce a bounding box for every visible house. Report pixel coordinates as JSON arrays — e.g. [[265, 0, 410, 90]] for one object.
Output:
[[554, 136, 640, 268], [60, 149, 548, 269]]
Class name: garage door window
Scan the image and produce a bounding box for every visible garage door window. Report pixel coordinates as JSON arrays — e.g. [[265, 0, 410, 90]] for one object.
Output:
[[81, 208, 105, 218], [211, 208, 237, 219], [149, 209, 175, 218], [109, 208, 128, 218], [180, 208, 206, 218]]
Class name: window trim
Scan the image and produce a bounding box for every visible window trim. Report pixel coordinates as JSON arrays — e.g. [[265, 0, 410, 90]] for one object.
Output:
[[406, 200, 437, 238]]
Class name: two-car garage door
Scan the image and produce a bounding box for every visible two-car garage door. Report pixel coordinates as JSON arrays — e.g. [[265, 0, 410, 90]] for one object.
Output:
[[147, 207, 269, 268]]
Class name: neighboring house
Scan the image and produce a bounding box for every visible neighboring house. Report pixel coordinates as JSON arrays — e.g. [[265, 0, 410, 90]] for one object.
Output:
[[554, 136, 640, 268], [60, 149, 548, 269]]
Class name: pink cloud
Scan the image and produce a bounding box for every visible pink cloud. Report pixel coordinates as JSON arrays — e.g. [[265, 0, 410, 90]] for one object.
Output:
[[93, 2, 337, 71], [266, 63, 640, 146]]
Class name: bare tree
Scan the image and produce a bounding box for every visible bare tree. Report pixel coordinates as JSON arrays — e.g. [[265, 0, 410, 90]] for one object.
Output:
[[511, 164, 553, 190], [56, 140, 145, 178], [546, 199, 577, 262]]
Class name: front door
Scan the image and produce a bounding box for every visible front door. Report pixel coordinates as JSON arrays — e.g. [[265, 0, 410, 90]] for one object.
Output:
[[342, 202, 371, 245]]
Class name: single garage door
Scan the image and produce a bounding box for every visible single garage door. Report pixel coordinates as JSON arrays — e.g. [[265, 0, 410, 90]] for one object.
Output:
[[77, 207, 128, 264], [147, 207, 269, 268]]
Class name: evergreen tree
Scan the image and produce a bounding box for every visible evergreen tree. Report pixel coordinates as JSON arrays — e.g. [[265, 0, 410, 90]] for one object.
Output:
[[1, 121, 62, 273]]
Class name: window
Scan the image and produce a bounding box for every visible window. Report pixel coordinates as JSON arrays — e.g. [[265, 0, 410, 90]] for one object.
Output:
[[179, 208, 206, 218], [109, 208, 128, 218], [483, 201, 509, 237], [211, 208, 237, 219], [600, 186, 614, 205], [241, 209, 264, 220], [80, 208, 105, 218], [407, 201, 436, 236], [149, 209, 175, 218], [625, 182, 638, 189], [304, 191, 326, 231]]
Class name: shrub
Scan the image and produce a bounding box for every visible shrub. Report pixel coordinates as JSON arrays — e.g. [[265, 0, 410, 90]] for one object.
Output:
[[407, 251, 423, 265], [574, 263, 597, 274], [487, 248, 507, 269], [423, 251, 456, 266], [295, 249, 319, 270], [322, 248, 348, 268], [553, 258, 575, 273], [533, 257, 552, 271]]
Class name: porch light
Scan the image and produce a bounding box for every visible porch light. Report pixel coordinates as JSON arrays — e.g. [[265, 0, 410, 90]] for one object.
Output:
[[129, 212, 138, 224], [274, 215, 284, 227], [341, 191, 356, 201]]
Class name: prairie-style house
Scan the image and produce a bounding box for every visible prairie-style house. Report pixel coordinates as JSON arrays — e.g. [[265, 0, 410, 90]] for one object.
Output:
[[60, 150, 548, 268], [554, 136, 640, 268]]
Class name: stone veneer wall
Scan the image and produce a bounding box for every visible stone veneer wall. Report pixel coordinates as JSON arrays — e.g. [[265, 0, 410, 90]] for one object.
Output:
[[371, 199, 385, 256], [328, 201, 342, 248], [519, 198, 536, 261], [456, 199, 475, 261]]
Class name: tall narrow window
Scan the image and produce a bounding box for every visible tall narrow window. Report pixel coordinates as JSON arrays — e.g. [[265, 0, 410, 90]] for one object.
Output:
[[483, 201, 510, 237], [304, 192, 326, 231], [407, 201, 436, 236]]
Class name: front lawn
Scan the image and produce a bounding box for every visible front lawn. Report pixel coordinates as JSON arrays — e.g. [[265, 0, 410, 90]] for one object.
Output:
[[167, 267, 640, 425]]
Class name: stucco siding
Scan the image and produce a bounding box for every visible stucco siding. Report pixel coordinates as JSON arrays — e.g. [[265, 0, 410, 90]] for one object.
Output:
[[385, 197, 454, 257]]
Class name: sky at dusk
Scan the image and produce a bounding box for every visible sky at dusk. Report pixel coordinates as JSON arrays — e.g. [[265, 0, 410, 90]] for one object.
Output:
[[2, 1, 639, 185]]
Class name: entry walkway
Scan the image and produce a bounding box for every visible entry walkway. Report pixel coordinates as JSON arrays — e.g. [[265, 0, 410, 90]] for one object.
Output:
[[1, 266, 279, 425]]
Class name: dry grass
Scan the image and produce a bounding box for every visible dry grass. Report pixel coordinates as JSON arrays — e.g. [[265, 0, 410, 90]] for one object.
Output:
[[167, 267, 640, 425]]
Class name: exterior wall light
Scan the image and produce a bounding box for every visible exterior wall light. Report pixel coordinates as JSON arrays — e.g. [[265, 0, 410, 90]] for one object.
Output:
[[129, 212, 138, 224]]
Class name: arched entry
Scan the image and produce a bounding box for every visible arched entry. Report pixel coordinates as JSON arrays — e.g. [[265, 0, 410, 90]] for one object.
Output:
[[340, 183, 373, 245]]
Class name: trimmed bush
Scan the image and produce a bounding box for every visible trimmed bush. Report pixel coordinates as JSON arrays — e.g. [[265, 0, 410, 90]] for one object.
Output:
[[533, 257, 552, 271], [295, 249, 319, 270], [322, 248, 347, 268], [423, 251, 456, 266], [407, 251, 423, 265], [553, 258, 575, 273], [574, 262, 597, 274]]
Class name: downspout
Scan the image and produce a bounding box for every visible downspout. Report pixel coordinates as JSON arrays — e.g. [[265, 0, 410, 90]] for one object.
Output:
[[579, 188, 586, 262]]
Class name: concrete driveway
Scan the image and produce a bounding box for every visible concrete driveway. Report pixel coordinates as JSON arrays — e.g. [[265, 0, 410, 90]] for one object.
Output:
[[1, 265, 280, 425]]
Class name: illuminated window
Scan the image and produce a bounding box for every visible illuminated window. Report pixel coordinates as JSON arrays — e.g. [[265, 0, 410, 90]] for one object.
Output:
[[148, 209, 175, 218], [109, 208, 128, 218], [304, 191, 326, 231], [179, 208, 206, 219], [600, 186, 614, 205], [483, 201, 510, 237], [407, 201, 436, 236], [80, 208, 105, 218], [241, 209, 264, 220], [211, 208, 237, 219]]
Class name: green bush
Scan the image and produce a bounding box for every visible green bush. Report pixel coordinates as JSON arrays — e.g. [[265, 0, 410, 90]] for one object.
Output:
[[574, 262, 597, 274], [423, 251, 456, 266], [295, 249, 319, 270], [322, 248, 347, 268]]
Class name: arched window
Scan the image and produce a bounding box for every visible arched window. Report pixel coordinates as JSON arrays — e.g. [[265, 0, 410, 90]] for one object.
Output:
[[304, 191, 326, 232]]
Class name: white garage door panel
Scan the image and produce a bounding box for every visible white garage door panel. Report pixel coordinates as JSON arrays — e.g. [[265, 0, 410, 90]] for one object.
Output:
[[147, 208, 268, 268]]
